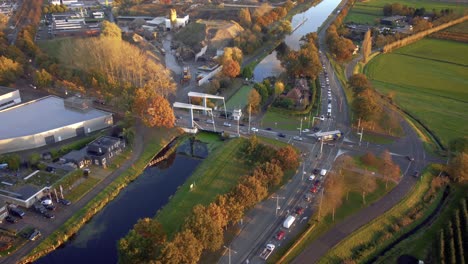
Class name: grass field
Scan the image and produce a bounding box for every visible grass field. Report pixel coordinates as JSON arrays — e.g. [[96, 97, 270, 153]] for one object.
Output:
[[156, 137, 253, 237], [345, 0, 468, 24], [261, 109, 304, 131], [319, 168, 443, 263], [443, 20, 468, 33], [271, 170, 395, 263], [225, 85, 252, 110], [364, 38, 468, 147]]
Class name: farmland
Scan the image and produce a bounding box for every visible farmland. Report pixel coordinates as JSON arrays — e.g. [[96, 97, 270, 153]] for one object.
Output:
[[365, 38, 468, 147], [345, 0, 468, 24]]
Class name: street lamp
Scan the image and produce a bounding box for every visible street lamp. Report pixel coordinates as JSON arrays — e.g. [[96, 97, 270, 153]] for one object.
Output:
[[271, 195, 285, 216], [223, 245, 237, 264], [357, 127, 364, 146]]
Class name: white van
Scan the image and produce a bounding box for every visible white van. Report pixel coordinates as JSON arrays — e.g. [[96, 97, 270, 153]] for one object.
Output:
[[320, 169, 327, 176]]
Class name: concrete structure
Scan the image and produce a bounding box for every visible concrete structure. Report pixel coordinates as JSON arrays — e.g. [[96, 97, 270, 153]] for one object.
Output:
[[0, 86, 21, 110], [0, 96, 113, 154], [165, 9, 189, 31]]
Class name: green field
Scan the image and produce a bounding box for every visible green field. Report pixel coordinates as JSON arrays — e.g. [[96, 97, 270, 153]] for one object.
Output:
[[365, 38, 468, 147], [225, 85, 252, 110], [156, 137, 252, 237], [261, 108, 309, 131], [345, 0, 468, 24]]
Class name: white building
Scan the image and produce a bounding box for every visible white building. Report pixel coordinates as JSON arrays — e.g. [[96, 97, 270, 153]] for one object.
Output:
[[0, 86, 21, 110]]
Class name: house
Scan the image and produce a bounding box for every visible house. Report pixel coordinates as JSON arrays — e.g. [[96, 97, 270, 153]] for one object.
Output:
[[380, 15, 406, 26], [87, 136, 126, 168], [286, 88, 302, 103], [62, 150, 89, 169]]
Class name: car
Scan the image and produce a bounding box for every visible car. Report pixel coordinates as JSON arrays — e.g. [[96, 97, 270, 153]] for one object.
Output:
[[278, 133, 286, 138], [304, 193, 313, 201], [239, 123, 245, 127], [312, 127, 320, 132], [319, 115, 325, 121], [45, 204, 56, 211], [251, 127, 259, 132], [412, 171, 420, 177], [43, 212, 55, 219], [41, 199, 52, 206], [302, 129, 310, 133], [59, 199, 71, 206], [29, 229, 41, 241], [223, 122, 231, 127], [313, 168, 320, 175], [5, 215, 18, 223], [275, 230, 286, 240], [407, 156, 415, 161], [293, 136, 303, 141], [295, 207, 305, 215], [193, 118, 200, 122], [308, 175, 316, 181], [265, 127, 272, 131], [310, 186, 318, 193], [9, 207, 25, 218], [206, 119, 214, 124]]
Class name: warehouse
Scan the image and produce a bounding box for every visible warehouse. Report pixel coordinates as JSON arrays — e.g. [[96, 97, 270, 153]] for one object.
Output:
[[0, 86, 21, 110], [0, 95, 113, 154]]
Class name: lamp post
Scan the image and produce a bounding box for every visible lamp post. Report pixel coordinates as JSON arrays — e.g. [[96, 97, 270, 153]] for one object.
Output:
[[223, 245, 237, 264], [357, 127, 364, 146], [271, 195, 285, 216]]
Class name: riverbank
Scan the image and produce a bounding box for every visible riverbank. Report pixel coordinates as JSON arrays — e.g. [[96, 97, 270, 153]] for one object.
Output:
[[17, 125, 181, 264]]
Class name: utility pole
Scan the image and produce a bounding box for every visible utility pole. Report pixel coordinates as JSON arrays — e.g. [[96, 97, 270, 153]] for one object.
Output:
[[299, 118, 303, 136], [318, 187, 325, 220], [223, 245, 237, 264], [248, 104, 251, 134], [320, 139, 324, 157], [271, 195, 285, 216], [358, 127, 364, 146]]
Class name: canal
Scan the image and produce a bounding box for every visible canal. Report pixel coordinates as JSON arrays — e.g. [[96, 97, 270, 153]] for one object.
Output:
[[35, 139, 207, 264], [253, 0, 341, 82]]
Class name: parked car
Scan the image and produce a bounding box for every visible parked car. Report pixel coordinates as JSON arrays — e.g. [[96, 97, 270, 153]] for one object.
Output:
[[29, 229, 41, 241], [313, 168, 320, 175], [320, 115, 325, 121], [266, 127, 272, 131], [5, 215, 18, 223], [275, 230, 286, 240], [293, 136, 303, 141], [59, 199, 71, 206], [278, 133, 286, 138], [43, 212, 55, 219], [9, 207, 25, 218], [41, 199, 52, 206], [308, 175, 316, 181], [223, 122, 231, 127], [302, 129, 310, 133], [45, 204, 56, 211], [206, 119, 214, 124], [251, 127, 259, 132], [193, 117, 200, 121]]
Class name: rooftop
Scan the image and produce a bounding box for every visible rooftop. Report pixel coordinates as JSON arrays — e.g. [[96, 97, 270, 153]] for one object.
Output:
[[0, 96, 111, 140], [0, 86, 16, 96]]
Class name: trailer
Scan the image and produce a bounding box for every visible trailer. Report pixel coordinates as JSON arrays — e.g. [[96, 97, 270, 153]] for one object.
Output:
[[283, 215, 296, 229], [260, 244, 275, 260], [313, 130, 342, 141]]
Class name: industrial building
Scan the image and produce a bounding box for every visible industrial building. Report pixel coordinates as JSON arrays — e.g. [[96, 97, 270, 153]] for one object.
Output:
[[0, 86, 21, 110], [0, 95, 113, 154]]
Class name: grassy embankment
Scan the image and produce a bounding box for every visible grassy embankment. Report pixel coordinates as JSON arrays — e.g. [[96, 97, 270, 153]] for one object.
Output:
[[23, 128, 180, 263], [374, 183, 468, 263], [225, 85, 253, 111], [270, 169, 396, 263], [318, 166, 446, 263], [345, 0, 468, 25], [365, 38, 468, 148], [156, 133, 289, 237]]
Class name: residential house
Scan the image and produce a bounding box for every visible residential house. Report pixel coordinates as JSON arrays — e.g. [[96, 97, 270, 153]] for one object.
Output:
[[87, 136, 126, 168]]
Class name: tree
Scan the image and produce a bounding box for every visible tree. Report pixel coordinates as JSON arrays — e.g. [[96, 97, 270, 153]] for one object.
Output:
[[134, 90, 175, 128], [118, 218, 166, 264], [233, 176, 267, 208], [274, 81, 285, 96], [242, 66, 253, 79], [239, 8, 252, 28], [28, 153, 41, 168], [380, 149, 400, 188], [360, 173, 377, 204], [248, 89, 261, 114], [275, 146, 299, 171], [352, 89, 380, 121], [217, 194, 244, 225], [161, 229, 203, 264], [32, 69, 53, 88], [361, 152, 378, 168], [321, 172, 345, 221], [101, 20, 122, 39], [185, 204, 224, 252], [448, 152, 468, 183], [222, 58, 240, 78], [361, 29, 372, 63], [0, 56, 23, 86], [260, 161, 284, 187], [3, 155, 21, 170], [412, 17, 433, 32]]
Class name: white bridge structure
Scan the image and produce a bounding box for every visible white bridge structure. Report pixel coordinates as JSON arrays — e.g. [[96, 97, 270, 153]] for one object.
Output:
[[188, 92, 227, 118], [173, 102, 215, 131]]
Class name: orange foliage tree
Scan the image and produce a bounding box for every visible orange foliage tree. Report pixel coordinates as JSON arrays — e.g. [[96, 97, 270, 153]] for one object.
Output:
[[134, 89, 175, 128]]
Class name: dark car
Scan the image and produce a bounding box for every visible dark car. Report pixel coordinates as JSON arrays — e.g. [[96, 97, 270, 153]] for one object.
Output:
[[193, 118, 200, 122], [413, 171, 420, 177], [265, 127, 272, 131], [43, 212, 55, 219], [59, 199, 71, 206], [314, 180, 321, 187], [313, 169, 320, 175], [5, 215, 18, 223], [9, 207, 25, 218], [45, 204, 56, 211], [312, 127, 320, 132], [295, 207, 305, 215], [278, 133, 286, 138]]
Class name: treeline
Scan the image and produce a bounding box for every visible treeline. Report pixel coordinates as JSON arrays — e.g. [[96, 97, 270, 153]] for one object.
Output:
[[42, 4, 68, 14], [281, 32, 321, 80], [234, 1, 295, 54], [383, 2, 456, 18], [326, 0, 357, 62], [383, 15, 468, 53], [118, 137, 300, 263], [437, 198, 468, 264]]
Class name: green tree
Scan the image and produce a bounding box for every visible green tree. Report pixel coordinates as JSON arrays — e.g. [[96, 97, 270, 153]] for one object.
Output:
[[118, 218, 166, 263], [101, 20, 122, 39], [448, 152, 468, 183], [4, 155, 21, 170], [274, 81, 285, 96], [241, 66, 253, 79], [33, 69, 53, 88], [0, 56, 24, 86], [28, 153, 41, 168], [161, 229, 203, 264]]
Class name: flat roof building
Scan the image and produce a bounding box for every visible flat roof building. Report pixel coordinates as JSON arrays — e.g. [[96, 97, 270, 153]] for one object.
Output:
[[0, 95, 113, 154], [0, 86, 21, 110]]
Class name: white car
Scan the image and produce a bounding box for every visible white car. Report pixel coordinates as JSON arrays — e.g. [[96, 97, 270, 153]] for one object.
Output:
[[223, 122, 231, 127], [309, 175, 316, 181], [320, 115, 325, 121], [302, 129, 310, 133], [293, 136, 303, 141], [251, 127, 259, 132], [206, 119, 214, 124]]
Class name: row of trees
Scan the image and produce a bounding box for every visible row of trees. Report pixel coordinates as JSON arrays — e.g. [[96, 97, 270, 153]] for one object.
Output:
[[348, 74, 382, 122], [118, 138, 299, 263], [42, 4, 68, 14], [437, 198, 467, 264], [281, 32, 322, 80], [326, 0, 357, 62]]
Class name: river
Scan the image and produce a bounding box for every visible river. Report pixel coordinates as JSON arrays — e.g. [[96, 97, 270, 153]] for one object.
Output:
[[35, 140, 206, 264], [253, 0, 341, 82]]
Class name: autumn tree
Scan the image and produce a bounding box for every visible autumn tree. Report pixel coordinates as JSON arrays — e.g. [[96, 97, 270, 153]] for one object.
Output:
[[161, 229, 203, 264], [352, 89, 381, 121], [0, 56, 23, 86], [275, 145, 299, 171], [239, 8, 252, 28], [360, 173, 377, 204], [348, 74, 371, 95], [274, 81, 285, 96], [321, 172, 345, 221], [380, 149, 400, 188], [101, 20, 122, 39], [33, 69, 53, 88], [361, 152, 378, 168], [216, 194, 244, 226], [253, 161, 284, 188], [118, 218, 166, 263], [134, 89, 175, 128], [233, 176, 268, 209], [248, 89, 261, 114], [448, 152, 468, 183], [185, 204, 224, 252], [222, 58, 240, 78], [361, 29, 372, 63]]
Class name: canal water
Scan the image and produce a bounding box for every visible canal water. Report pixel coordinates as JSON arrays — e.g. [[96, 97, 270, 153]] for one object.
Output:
[[253, 0, 341, 82], [35, 139, 206, 264]]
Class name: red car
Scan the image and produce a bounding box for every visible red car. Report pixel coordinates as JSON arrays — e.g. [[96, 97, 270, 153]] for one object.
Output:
[[276, 230, 286, 240], [296, 207, 304, 215], [310, 186, 318, 193]]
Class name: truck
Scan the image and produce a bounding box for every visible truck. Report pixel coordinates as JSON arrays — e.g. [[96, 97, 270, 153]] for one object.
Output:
[[283, 215, 296, 229], [260, 244, 275, 260]]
